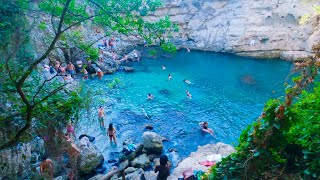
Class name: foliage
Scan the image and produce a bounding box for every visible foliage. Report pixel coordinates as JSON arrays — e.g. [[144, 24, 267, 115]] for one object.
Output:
[[0, 0, 178, 150], [205, 49, 320, 179], [299, 1, 320, 24]]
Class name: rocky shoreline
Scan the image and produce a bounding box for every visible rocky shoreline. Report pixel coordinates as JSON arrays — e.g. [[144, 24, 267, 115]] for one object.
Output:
[[0, 128, 235, 180], [87, 132, 235, 180]]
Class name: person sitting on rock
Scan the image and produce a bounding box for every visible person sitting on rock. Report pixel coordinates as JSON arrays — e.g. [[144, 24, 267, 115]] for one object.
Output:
[[199, 122, 214, 136], [66, 62, 75, 76], [121, 54, 128, 62], [82, 68, 88, 80], [97, 69, 104, 80], [40, 155, 54, 179], [155, 154, 170, 180], [133, 52, 140, 61]]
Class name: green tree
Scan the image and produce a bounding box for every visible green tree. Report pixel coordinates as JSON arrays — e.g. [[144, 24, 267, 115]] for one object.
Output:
[[0, 0, 177, 150]]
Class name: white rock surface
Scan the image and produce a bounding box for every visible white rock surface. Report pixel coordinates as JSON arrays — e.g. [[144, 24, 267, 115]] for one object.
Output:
[[141, 0, 319, 60], [169, 142, 235, 179]]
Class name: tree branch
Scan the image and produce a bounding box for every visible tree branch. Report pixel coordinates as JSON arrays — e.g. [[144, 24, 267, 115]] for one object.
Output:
[[32, 73, 59, 104], [34, 82, 69, 107], [16, 0, 72, 88], [61, 13, 108, 33]]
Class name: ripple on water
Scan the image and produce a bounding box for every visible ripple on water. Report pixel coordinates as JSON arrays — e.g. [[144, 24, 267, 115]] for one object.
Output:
[[76, 51, 292, 167]]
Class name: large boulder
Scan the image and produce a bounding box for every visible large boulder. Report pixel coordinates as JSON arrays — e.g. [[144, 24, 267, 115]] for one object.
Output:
[[94, 59, 119, 74], [127, 50, 141, 61], [78, 137, 104, 174], [169, 142, 235, 179], [142, 132, 163, 154], [131, 154, 151, 169]]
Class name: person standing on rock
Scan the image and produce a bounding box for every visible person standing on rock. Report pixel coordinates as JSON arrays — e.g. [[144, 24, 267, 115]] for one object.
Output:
[[98, 106, 105, 127], [66, 121, 76, 140], [40, 155, 54, 179], [155, 154, 170, 180], [107, 123, 117, 143]]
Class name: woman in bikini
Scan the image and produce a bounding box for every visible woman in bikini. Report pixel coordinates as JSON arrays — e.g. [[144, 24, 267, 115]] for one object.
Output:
[[66, 121, 76, 140], [107, 123, 117, 143]]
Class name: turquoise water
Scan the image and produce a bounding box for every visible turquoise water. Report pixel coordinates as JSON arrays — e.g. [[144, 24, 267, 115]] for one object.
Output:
[[76, 50, 293, 167]]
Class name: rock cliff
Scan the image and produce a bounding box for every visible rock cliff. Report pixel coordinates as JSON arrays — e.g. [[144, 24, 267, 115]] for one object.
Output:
[[146, 0, 320, 60]]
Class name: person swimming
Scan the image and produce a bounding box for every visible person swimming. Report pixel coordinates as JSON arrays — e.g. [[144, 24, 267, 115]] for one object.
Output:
[[147, 93, 154, 100], [199, 122, 214, 136], [186, 90, 192, 99], [184, 79, 192, 84], [162, 65, 166, 70], [168, 74, 172, 81]]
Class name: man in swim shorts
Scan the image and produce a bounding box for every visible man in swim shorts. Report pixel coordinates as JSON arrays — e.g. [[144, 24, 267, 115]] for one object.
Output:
[[98, 106, 105, 127]]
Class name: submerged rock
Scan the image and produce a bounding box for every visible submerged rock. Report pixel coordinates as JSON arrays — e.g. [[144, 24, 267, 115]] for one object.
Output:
[[144, 124, 154, 130], [123, 66, 134, 72], [142, 132, 164, 154], [78, 137, 104, 174], [169, 142, 235, 179]]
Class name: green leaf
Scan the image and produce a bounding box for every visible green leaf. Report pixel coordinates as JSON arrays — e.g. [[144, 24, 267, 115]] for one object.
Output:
[[253, 151, 260, 157], [274, 123, 280, 129], [304, 169, 310, 175]]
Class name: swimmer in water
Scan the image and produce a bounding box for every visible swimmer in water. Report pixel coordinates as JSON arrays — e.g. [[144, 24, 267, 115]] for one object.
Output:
[[186, 90, 192, 99], [184, 79, 192, 84], [199, 122, 214, 136], [162, 65, 166, 70], [168, 74, 172, 81], [147, 93, 154, 100]]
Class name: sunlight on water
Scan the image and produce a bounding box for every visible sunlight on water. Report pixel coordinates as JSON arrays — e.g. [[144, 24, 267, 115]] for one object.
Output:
[[76, 50, 293, 167]]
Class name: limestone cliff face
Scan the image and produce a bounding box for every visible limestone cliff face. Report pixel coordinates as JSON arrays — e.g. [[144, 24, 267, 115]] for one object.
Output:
[[147, 0, 320, 60]]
